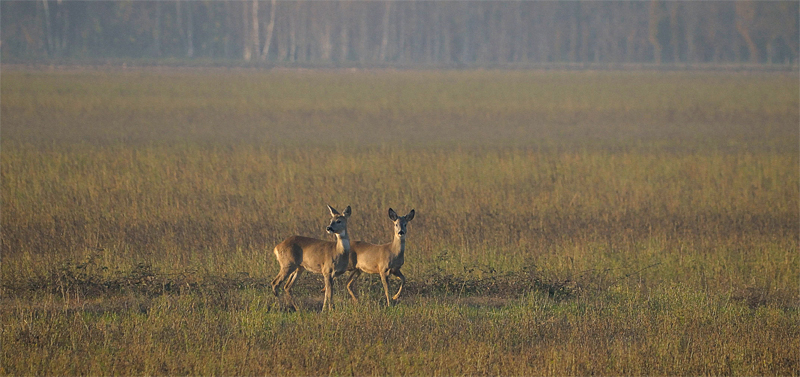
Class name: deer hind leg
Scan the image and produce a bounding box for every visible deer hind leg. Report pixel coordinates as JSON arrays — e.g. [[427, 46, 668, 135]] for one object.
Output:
[[271, 265, 297, 297], [391, 269, 406, 301], [284, 266, 304, 293], [346, 269, 362, 303], [282, 267, 305, 311]]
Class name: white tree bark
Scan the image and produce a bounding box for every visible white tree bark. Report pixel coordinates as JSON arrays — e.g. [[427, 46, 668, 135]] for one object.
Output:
[[260, 0, 277, 61]]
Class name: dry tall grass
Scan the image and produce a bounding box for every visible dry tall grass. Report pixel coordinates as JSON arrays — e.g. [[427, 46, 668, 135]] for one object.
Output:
[[2, 68, 798, 375]]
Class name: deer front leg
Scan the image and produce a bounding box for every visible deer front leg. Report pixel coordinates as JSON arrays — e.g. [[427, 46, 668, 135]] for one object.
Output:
[[346, 269, 362, 303], [391, 269, 405, 301], [379, 270, 392, 307], [322, 270, 334, 311]]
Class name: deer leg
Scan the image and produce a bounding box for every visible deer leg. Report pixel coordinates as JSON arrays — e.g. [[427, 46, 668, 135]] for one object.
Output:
[[322, 270, 334, 311], [391, 269, 406, 301], [346, 269, 362, 303], [271, 265, 296, 297], [379, 270, 392, 307], [284, 266, 304, 293]]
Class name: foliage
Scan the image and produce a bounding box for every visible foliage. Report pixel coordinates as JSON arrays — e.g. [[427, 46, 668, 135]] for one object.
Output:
[[1, 1, 797, 65]]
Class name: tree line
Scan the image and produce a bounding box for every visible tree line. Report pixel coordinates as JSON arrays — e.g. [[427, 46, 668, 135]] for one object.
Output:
[[2, 1, 797, 67]]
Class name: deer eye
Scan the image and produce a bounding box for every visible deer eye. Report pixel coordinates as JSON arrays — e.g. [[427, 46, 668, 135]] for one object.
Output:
[[336, 220, 341, 224]]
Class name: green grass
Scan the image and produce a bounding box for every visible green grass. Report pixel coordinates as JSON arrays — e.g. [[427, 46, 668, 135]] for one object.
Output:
[[1, 68, 798, 375]]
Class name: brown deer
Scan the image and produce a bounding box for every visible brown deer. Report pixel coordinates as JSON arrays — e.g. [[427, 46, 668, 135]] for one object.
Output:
[[271, 205, 351, 311], [346, 208, 415, 306]]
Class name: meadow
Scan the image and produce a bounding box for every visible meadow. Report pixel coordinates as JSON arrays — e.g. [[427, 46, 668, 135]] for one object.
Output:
[[1, 68, 798, 375]]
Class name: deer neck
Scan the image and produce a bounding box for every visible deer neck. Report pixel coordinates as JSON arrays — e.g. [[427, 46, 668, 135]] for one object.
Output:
[[391, 235, 405, 258], [335, 231, 351, 255]]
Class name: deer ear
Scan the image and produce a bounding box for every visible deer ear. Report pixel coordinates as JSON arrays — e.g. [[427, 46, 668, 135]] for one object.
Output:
[[327, 205, 339, 216], [343, 205, 352, 217], [388, 208, 398, 221], [406, 209, 415, 221]]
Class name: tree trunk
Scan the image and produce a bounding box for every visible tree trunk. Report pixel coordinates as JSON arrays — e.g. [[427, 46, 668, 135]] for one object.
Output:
[[337, 2, 348, 62], [41, 0, 53, 56], [153, 1, 161, 57], [379, 1, 392, 61], [176, 1, 183, 50], [569, 2, 580, 62], [669, 2, 681, 62], [288, 3, 297, 62], [649, 0, 663, 64], [735, 1, 759, 63], [358, 5, 367, 63], [319, 15, 333, 62], [186, 2, 194, 57], [260, 0, 277, 61], [684, 3, 698, 63], [242, 1, 251, 61], [251, 0, 259, 60], [61, 3, 70, 53], [223, 1, 232, 59]]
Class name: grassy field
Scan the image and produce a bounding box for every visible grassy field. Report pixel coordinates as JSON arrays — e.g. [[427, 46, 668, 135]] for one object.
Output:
[[1, 68, 798, 375]]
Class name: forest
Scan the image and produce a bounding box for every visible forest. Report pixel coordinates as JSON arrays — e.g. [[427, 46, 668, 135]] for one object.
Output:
[[2, 1, 798, 67]]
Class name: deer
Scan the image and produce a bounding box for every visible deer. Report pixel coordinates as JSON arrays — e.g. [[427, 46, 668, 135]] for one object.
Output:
[[270, 205, 352, 311], [346, 208, 415, 307]]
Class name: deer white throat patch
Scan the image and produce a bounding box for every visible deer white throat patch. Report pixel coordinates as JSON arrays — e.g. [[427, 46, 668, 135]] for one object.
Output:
[[339, 238, 351, 252]]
